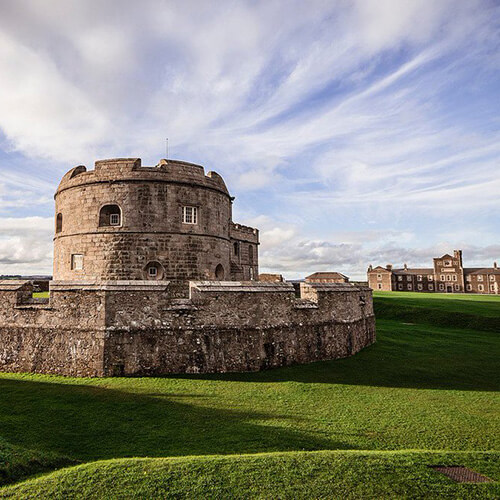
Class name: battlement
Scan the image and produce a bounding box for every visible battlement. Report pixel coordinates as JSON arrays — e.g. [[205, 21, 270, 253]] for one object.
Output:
[[56, 158, 229, 196], [0, 279, 375, 376], [230, 222, 259, 243]]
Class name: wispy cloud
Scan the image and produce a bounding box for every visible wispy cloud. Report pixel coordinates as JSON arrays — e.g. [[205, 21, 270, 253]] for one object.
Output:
[[0, 0, 498, 276]]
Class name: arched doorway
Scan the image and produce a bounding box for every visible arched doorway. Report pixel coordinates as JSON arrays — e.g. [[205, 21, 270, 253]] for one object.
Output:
[[215, 264, 225, 280]]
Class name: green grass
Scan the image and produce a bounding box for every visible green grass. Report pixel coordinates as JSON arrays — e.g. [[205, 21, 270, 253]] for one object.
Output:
[[0, 292, 498, 497]]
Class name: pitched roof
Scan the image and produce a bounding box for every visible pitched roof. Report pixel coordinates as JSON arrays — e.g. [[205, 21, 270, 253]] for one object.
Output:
[[370, 266, 391, 272], [392, 268, 433, 275], [434, 254, 454, 260], [305, 272, 349, 280], [464, 267, 500, 275]]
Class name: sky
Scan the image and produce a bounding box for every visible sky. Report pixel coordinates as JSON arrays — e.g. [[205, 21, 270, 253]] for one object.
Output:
[[0, 0, 498, 279]]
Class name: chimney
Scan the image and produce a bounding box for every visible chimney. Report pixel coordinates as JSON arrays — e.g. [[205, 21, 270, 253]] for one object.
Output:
[[368, 265, 373, 272], [454, 249, 463, 265], [404, 263, 408, 271], [386, 264, 392, 271]]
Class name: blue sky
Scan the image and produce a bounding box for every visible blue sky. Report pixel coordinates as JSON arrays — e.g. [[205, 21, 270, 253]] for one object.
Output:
[[0, 0, 498, 278]]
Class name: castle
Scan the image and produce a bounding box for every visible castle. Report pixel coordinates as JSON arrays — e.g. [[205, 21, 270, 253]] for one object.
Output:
[[0, 158, 375, 377], [368, 250, 500, 294]]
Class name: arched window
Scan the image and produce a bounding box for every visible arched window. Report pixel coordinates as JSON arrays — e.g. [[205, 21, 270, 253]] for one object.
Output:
[[144, 261, 164, 280], [215, 264, 225, 280], [99, 205, 122, 227], [56, 213, 63, 233], [248, 245, 254, 261]]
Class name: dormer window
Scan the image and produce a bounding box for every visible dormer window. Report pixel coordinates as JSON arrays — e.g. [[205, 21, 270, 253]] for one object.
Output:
[[99, 205, 122, 227], [182, 206, 198, 224]]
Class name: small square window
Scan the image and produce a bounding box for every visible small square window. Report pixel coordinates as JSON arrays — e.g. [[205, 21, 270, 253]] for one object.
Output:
[[417, 284, 423, 290], [148, 266, 158, 277], [407, 284, 412, 290], [110, 213, 120, 226], [398, 276, 403, 281], [429, 284, 434, 290], [406, 275, 411, 281], [182, 206, 198, 224], [71, 254, 84, 271], [398, 284, 403, 290]]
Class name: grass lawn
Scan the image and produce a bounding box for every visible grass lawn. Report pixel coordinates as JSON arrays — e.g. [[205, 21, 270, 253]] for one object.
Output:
[[0, 292, 498, 498]]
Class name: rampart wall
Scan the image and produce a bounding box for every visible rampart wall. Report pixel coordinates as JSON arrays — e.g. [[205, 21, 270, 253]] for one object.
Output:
[[0, 281, 375, 377]]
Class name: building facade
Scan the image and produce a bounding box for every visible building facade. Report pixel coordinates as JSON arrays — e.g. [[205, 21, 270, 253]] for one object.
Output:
[[368, 250, 500, 294], [305, 272, 350, 284], [54, 158, 259, 284], [0, 156, 376, 377]]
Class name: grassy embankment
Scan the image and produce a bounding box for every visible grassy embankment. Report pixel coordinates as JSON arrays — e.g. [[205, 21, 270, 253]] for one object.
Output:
[[0, 292, 498, 498]]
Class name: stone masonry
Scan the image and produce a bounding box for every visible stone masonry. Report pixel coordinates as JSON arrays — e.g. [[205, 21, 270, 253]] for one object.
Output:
[[0, 157, 376, 376]]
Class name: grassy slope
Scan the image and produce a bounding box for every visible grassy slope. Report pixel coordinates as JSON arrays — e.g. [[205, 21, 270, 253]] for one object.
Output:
[[0, 292, 498, 497], [1, 451, 498, 499]]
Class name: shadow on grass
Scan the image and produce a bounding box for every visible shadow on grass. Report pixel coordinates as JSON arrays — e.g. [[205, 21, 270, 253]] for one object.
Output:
[[170, 320, 500, 391], [0, 377, 348, 475]]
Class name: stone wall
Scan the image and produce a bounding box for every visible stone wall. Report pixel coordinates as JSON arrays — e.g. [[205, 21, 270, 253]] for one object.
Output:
[[0, 280, 375, 377], [54, 158, 257, 284]]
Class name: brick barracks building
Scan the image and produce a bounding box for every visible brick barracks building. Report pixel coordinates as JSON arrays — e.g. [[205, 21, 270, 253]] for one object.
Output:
[[368, 250, 500, 294]]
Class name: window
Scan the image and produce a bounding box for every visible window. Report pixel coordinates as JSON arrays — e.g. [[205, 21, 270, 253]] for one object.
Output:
[[182, 206, 198, 224], [233, 242, 239, 256], [428, 275, 433, 280], [440, 275, 445, 281], [454, 284, 459, 290], [478, 284, 484, 291], [439, 284, 444, 291], [249, 245, 254, 262], [99, 205, 121, 227], [215, 264, 225, 280], [398, 276, 403, 281], [71, 254, 83, 271], [377, 274, 382, 280], [466, 275, 471, 282], [444, 260, 451, 266], [466, 284, 472, 291], [407, 284, 412, 290], [56, 213, 63, 233], [490, 275, 495, 281], [145, 261, 163, 280], [429, 284, 434, 290], [406, 275, 411, 281], [417, 284, 423, 290], [250, 267, 255, 280], [398, 284, 403, 290], [478, 275, 483, 281], [417, 275, 422, 281], [452, 275, 457, 281], [377, 283, 382, 290]]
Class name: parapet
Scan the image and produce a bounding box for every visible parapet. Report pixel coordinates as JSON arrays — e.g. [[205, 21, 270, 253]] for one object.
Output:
[[56, 158, 230, 196], [230, 222, 259, 243]]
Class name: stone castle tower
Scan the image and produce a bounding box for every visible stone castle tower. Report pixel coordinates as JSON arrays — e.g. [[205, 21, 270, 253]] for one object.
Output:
[[53, 158, 259, 284]]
